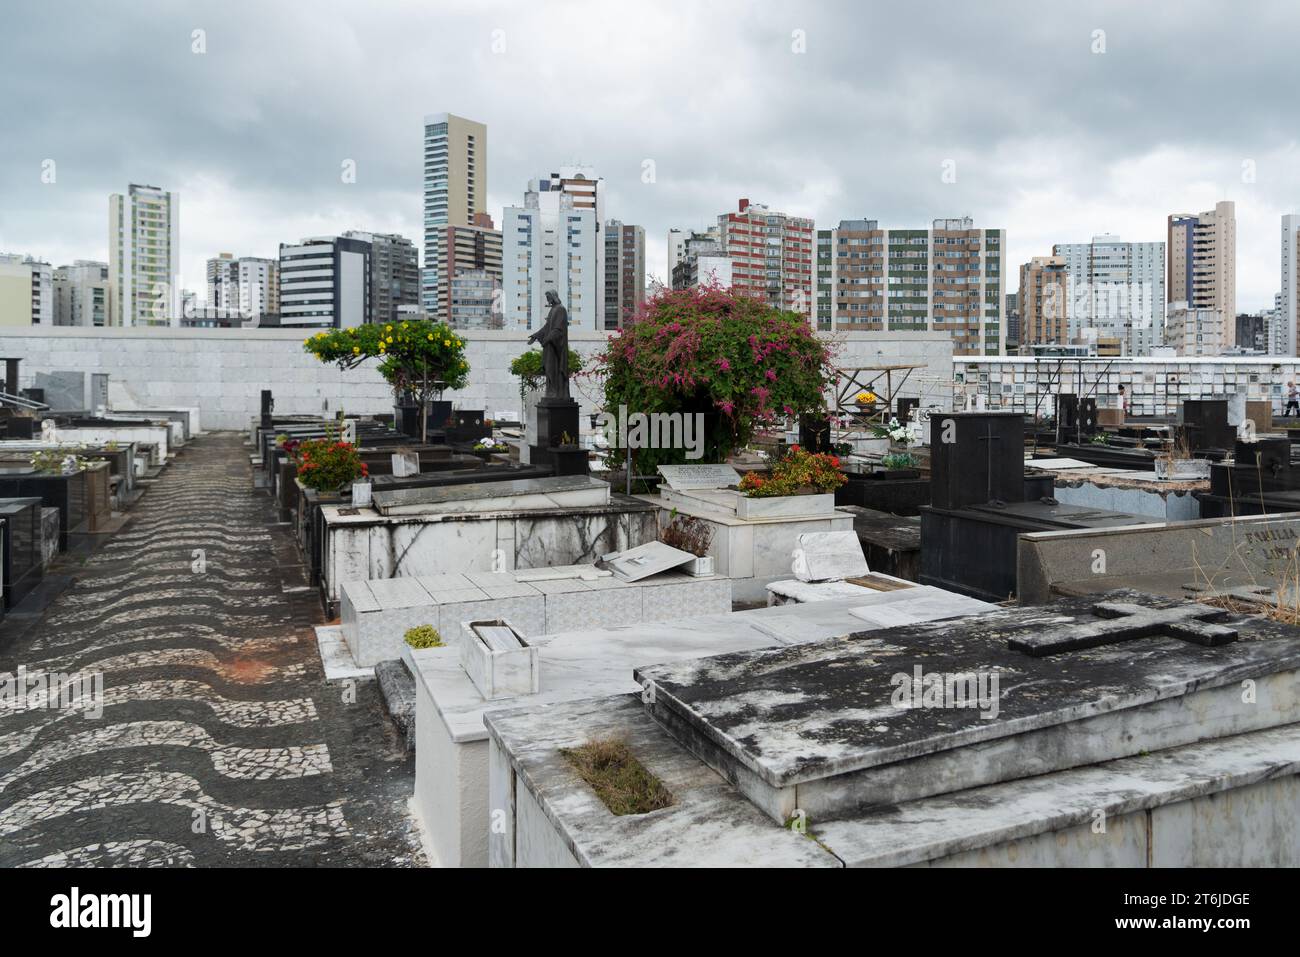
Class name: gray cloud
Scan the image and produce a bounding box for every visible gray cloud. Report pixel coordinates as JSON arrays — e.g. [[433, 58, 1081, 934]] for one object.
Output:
[[1, 0, 1295, 311]]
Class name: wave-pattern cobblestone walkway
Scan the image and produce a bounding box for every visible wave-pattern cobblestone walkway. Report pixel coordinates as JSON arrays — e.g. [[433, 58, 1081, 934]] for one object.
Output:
[[0, 434, 424, 867]]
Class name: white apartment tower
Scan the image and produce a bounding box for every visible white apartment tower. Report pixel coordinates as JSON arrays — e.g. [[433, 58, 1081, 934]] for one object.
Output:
[[109, 184, 180, 326], [1281, 214, 1300, 356], [422, 113, 486, 314], [1053, 235, 1166, 356], [501, 170, 603, 331]]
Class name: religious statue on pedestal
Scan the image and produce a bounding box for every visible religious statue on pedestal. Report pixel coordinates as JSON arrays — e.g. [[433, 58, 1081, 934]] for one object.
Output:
[[526, 290, 571, 400]]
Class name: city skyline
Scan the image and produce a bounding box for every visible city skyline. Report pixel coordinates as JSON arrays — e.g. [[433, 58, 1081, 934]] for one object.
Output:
[[1, 1, 1298, 314]]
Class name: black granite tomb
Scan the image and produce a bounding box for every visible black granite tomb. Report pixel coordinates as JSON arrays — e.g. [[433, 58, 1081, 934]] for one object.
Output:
[[0, 497, 43, 609], [922, 411, 1149, 601]]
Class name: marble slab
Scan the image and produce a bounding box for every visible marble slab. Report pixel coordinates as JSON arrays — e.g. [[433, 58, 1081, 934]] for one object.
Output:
[[847, 587, 997, 629], [767, 573, 916, 605], [373, 474, 611, 515], [635, 590, 1300, 822], [603, 540, 695, 582], [314, 625, 374, 682], [793, 530, 869, 582], [657, 463, 741, 490]]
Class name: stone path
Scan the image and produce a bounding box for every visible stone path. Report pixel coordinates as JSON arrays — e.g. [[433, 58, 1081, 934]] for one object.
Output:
[[0, 434, 425, 867]]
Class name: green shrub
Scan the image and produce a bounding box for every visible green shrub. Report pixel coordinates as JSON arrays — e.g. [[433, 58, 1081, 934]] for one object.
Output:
[[404, 625, 443, 649]]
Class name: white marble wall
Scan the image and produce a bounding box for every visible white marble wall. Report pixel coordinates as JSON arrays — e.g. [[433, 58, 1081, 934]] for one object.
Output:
[[0, 326, 954, 431]]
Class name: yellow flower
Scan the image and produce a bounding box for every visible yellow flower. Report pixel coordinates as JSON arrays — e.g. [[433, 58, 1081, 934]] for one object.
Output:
[[427, 334, 433, 341], [386, 325, 393, 331], [352, 346, 360, 354], [387, 336, 394, 343], [443, 339, 450, 347]]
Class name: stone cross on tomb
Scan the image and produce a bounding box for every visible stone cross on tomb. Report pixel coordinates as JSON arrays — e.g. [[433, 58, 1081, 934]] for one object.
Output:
[[977, 419, 1001, 503], [1008, 601, 1240, 657]]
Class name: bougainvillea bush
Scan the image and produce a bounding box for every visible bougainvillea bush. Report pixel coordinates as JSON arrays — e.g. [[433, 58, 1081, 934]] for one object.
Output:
[[738, 446, 846, 498], [294, 438, 368, 492], [303, 320, 469, 440], [599, 286, 834, 474]]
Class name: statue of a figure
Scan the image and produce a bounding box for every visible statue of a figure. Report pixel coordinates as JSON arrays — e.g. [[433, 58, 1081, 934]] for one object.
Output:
[[527, 290, 570, 400]]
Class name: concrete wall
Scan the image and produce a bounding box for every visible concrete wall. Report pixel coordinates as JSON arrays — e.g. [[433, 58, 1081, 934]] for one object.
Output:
[[0, 326, 954, 431]]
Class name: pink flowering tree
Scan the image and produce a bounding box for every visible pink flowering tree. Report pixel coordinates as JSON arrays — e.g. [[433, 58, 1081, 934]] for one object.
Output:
[[598, 285, 834, 474]]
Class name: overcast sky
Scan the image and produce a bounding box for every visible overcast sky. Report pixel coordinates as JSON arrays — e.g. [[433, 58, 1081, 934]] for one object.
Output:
[[1, 0, 1296, 312]]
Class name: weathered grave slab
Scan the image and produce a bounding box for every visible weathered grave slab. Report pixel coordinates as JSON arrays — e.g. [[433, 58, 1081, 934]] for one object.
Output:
[[635, 590, 1300, 824], [602, 540, 695, 582], [792, 530, 869, 582]]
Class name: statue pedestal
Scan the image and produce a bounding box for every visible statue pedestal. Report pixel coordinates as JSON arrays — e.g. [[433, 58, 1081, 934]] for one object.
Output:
[[530, 398, 586, 473]]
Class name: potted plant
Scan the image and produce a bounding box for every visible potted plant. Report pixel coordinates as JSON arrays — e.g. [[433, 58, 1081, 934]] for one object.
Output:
[[878, 451, 920, 476], [294, 437, 368, 493], [303, 320, 470, 444], [659, 509, 716, 576], [854, 390, 881, 414], [471, 438, 510, 460]]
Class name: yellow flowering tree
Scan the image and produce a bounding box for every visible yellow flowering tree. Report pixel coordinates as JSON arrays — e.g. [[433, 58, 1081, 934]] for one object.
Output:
[[303, 320, 470, 440]]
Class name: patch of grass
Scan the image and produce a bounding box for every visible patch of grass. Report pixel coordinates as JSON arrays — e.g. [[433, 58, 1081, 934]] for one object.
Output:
[[561, 737, 674, 816], [404, 624, 443, 649]]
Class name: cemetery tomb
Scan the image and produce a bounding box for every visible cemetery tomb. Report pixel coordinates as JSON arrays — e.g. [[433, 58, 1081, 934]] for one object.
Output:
[[0, 497, 43, 609], [339, 566, 731, 667], [0, 466, 89, 553], [490, 590, 1300, 867], [920, 412, 1152, 602], [412, 589, 1002, 867], [1017, 511, 1300, 605], [647, 463, 855, 602]]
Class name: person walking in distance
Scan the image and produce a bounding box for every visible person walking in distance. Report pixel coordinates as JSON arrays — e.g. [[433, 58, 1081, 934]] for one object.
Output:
[[1118, 384, 1131, 415], [1286, 381, 1300, 418]]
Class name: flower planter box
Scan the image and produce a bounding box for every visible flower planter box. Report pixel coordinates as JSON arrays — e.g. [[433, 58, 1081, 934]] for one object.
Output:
[[686, 555, 715, 577], [736, 492, 836, 520], [1154, 458, 1211, 482]]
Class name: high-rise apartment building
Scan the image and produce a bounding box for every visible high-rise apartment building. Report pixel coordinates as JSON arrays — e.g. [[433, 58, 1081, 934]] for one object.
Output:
[[436, 212, 502, 326], [53, 260, 111, 327], [109, 184, 180, 326], [237, 257, 279, 323], [603, 220, 645, 328], [447, 270, 502, 329], [814, 217, 1006, 355], [1167, 201, 1236, 347], [422, 113, 486, 314], [0, 254, 52, 326], [1017, 255, 1070, 347], [501, 174, 600, 331], [207, 253, 282, 323], [1280, 214, 1300, 355], [343, 231, 419, 326], [1053, 235, 1165, 356], [1164, 301, 1226, 356], [278, 236, 370, 328], [718, 199, 814, 321], [206, 253, 240, 310]]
